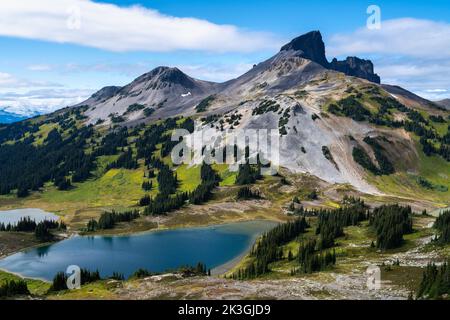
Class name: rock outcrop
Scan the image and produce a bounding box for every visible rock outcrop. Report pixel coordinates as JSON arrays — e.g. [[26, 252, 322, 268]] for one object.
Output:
[[280, 30, 380, 83], [330, 57, 380, 84], [79, 86, 121, 106], [280, 31, 329, 68]]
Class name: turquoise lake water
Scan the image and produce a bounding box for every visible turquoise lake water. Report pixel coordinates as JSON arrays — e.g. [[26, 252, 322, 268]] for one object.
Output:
[[0, 219, 277, 281]]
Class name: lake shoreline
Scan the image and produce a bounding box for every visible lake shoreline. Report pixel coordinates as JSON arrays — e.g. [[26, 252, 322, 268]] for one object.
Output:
[[0, 216, 278, 282], [82, 217, 280, 237], [210, 233, 259, 276]]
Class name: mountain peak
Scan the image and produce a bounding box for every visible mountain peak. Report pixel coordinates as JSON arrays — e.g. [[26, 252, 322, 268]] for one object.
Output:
[[280, 31, 380, 83], [149, 66, 181, 76], [280, 31, 329, 68], [135, 66, 178, 81], [133, 66, 196, 88], [90, 86, 121, 100]]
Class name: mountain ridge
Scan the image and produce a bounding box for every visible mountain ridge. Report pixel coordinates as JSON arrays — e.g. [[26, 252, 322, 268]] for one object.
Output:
[[63, 30, 450, 194], [78, 31, 384, 124], [0, 30, 449, 205], [280, 31, 380, 83], [436, 98, 450, 110]]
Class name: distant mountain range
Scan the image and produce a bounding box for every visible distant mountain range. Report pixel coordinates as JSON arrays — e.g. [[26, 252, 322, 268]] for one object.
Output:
[[0, 109, 29, 124]]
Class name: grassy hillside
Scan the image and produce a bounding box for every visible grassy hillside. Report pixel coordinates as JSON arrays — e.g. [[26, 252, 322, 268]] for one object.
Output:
[[0, 96, 449, 234], [368, 138, 450, 205], [0, 270, 50, 296]]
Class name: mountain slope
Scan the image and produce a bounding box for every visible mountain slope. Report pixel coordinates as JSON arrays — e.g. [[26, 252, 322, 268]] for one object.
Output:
[[69, 31, 450, 194], [202, 71, 411, 194], [8, 30, 449, 197], [382, 84, 443, 111], [81, 67, 219, 124], [79, 31, 382, 125], [436, 99, 450, 110]]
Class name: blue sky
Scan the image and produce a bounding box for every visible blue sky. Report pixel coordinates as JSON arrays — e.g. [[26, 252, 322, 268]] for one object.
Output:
[[0, 0, 449, 115]]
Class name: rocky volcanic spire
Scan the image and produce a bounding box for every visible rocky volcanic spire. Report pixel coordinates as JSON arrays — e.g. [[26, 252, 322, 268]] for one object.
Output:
[[280, 31, 330, 68], [330, 57, 381, 84], [280, 30, 380, 84]]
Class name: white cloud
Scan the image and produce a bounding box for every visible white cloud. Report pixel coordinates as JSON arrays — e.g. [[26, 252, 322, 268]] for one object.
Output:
[[175, 63, 254, 82], [0, 72, 62, 88], [0, 72, 17, 87], [375, 61, 450, 79], [426, 89, 447, 93], [0, 0, 280, 53], [376, 61, 450, 100], [329, 18, 450, 58], [61, 62, 151, 77], [0, 71, 81, 115], [0, 88, 93, 115], [0, 59, 255, 115], [328, 18, 450, 100], [31, 60, 256, 83], [27, 64, 52, 72]]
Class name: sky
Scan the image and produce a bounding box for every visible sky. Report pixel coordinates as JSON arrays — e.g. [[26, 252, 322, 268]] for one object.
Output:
[[0, 0, 449, 115]]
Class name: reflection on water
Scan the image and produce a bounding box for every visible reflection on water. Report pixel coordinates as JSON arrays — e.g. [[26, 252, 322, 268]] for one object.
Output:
[[0, 220, 277, 281], [36, 246, 51, 258]]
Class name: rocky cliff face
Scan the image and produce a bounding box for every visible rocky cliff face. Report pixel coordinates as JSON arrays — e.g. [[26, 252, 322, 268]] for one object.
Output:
[[330, 57, 381, 84], [279, 31, 380, 83], [280, 31, 329, 68], [79, 86, 121, 106]]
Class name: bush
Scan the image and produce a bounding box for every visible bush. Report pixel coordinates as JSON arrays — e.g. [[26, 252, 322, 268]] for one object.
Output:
[[143, 107, 155, 117], [125, 104, 145, 114], [352, 147, 379, 175], [0, 280, 29, 297], [86, 210, 140, 231], [237, 187, 261, 200], [131, 268, 154, 279], [49, 268, 102, 292]]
